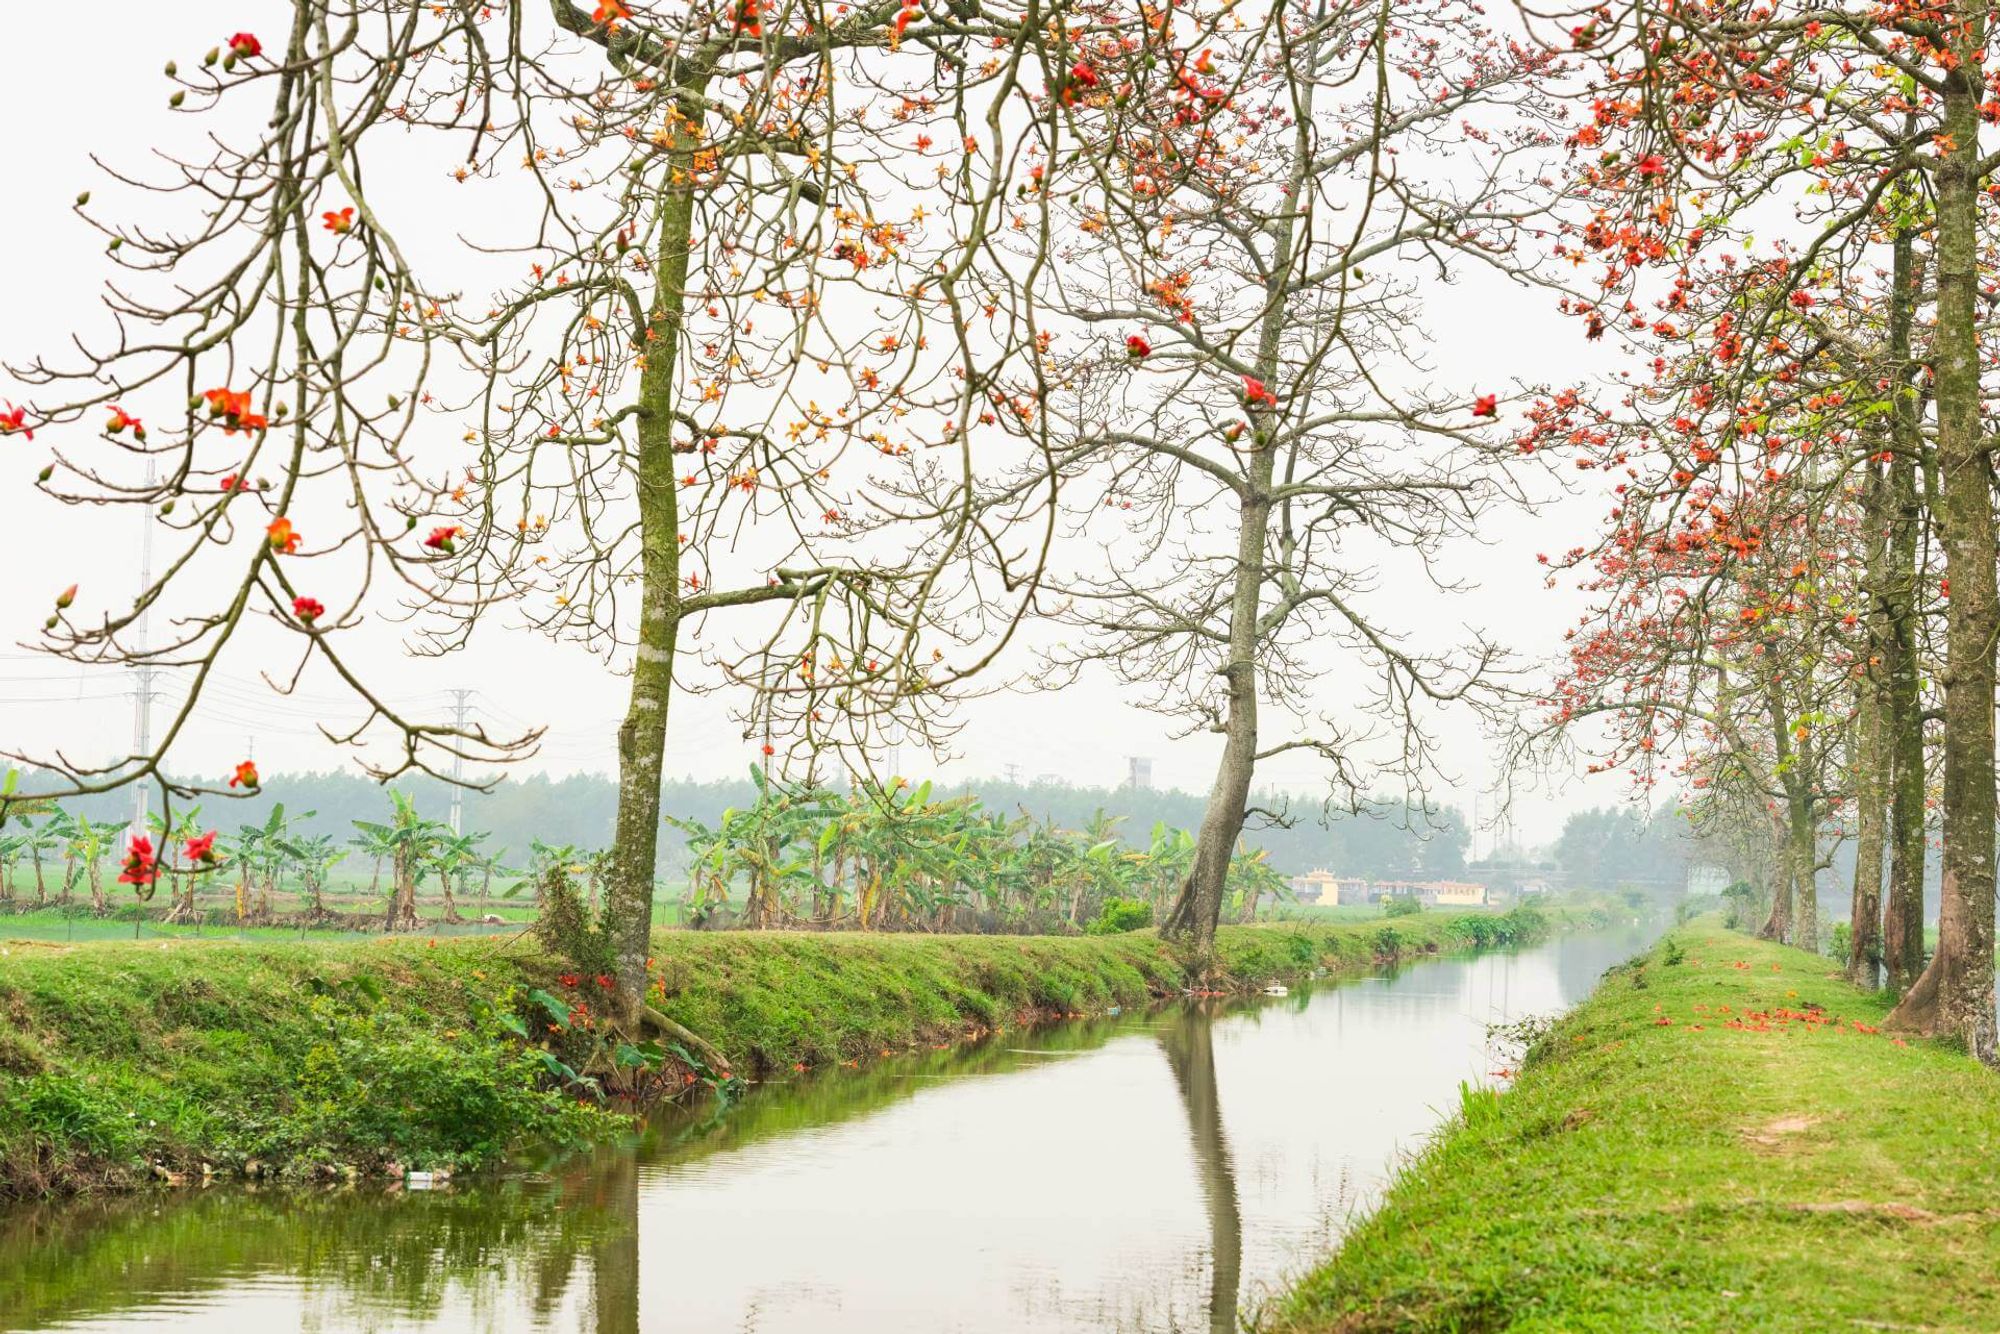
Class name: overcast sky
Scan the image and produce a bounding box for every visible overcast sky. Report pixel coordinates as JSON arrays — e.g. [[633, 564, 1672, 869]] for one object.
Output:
[[0, 2, 1640, 850]]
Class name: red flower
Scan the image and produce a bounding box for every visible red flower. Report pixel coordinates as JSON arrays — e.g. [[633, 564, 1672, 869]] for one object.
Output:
[[106, 406, 145, 438], [292, 595, 326, 624], [591, 0, 630, 27], [119, 835, 158, 886], [1241, 376, 1276, 408], [1636, 154, 1667, 178], [424, 524, 462, 554], [227, 32, 262, 58], [219, 473, 251, 493], [322, 206, 355, 234], [205, 387, 267, 434], [0, 403, 32, 440], [732, 0, 762, 36], [892, 0, 918, 38], [229, 760, 260, 790], [1473, 393, 1498, 418], [761, 744, 775, 756], [185, 831, 218, 864], [1126, 335, 1152, 359], [266, 517, 300, 554]]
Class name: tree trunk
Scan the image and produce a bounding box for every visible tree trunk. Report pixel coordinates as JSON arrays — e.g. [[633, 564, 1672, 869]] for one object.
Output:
[[31, 850, 45, 905], [386, 846, 419, 932], [1846, 672, 1887, 986], [1757, 849, 1793, 944], [605, 107, 702, 1028], [1881, 228, 1928, 996], [1887, 67, 1998, 1064]]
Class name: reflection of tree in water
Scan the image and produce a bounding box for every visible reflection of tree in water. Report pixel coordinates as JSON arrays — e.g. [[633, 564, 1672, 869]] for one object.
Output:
[[1159, 1004, 1243, 1334], [586, 1152, 640, 1334], [3, 1014, 1151, 1332], [0, 1166, 634, 1332]]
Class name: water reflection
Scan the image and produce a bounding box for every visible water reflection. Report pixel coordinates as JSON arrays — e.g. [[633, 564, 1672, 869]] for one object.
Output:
[[1159, 1006, 1242, 1334], [2, 927, 1652, 1333]]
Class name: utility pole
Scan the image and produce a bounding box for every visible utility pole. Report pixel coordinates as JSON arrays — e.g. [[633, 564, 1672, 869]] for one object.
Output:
[[448, 689, 472, 834], [129, 458, 157, 843], [1004, 762, 1020, 786]]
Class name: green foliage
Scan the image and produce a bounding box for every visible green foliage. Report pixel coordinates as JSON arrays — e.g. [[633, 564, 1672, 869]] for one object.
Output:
[[530, 861, 617, 978], [0, 937, 614, 1195], [1381, 895, 1424, 917], [1085, 897, 1153, 934]]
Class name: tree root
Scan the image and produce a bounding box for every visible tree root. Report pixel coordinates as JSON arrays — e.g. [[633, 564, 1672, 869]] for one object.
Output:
[[641, 1005, 731, 1075]]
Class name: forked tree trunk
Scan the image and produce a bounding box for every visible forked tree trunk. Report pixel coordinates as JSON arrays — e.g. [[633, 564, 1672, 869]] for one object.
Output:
[[1887, 70, 1998, 1064]]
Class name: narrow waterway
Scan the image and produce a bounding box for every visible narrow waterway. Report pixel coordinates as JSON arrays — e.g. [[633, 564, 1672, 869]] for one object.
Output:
[[2, 926, 1653, 1333]]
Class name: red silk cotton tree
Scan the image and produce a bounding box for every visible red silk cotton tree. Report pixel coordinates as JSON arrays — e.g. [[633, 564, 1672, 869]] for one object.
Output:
[[1528, 224, 1942, 970], [977, 0, 1571, 960], [2, 1, 1090, 1023], [1529, 0, 1993, 1058]]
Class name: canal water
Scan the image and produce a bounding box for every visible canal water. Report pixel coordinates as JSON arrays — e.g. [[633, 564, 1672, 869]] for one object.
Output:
[[1, 926, 1652, 1333]]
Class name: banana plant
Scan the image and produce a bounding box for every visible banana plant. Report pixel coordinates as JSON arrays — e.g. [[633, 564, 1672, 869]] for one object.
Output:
[[353, 790, 446, 932], [274, 831, 346, 919]]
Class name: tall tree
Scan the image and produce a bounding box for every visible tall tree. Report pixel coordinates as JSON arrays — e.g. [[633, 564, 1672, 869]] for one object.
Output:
[[996, 0, 1565, 962]]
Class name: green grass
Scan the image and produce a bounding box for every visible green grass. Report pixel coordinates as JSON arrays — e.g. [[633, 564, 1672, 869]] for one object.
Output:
[[1270, 920, 2000, 1333], [0, 905, 1558, 1200]]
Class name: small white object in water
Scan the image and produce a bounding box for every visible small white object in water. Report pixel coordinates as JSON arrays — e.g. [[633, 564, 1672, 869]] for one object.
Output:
[[1262, 984, 1289, 997], [406, 1171, 439, 1190]]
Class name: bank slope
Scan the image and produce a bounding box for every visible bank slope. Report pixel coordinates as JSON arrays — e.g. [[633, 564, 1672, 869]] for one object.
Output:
[[1271, 921, 2000, 1334], [0, 908, 1553, 1199]]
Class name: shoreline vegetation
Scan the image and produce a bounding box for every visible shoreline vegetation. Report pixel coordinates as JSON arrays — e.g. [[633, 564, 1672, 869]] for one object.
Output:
[[1269, 920, 2000, 1333], [0, 904, 1569, 1202]]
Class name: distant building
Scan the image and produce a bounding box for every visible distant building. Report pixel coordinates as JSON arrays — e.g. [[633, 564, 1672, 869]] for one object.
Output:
[[1287, 868, 1340, 904], [1127, 757, 1153, 790], [1285, 872, 1490, 908], [1366, 878, 1490, 907]]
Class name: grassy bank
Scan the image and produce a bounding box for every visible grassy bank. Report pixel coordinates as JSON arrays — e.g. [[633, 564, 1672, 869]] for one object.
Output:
[[0, 906, 1557, 1200], [1271, 920, 2000, 1333]]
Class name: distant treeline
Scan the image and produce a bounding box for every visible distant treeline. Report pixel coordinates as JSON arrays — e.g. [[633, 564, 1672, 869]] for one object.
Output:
[[16, 767, 1475, 881], [16, 766, 1729, 894]]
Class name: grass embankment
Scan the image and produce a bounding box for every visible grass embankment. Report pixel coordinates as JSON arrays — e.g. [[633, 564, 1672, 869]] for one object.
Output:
[[0, 907, 1552, 1200], [1272, 920, 2000, 1334]]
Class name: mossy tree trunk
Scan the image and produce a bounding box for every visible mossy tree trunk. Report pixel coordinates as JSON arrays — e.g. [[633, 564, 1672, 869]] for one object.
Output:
[[1886, 59, 1998, 1064]]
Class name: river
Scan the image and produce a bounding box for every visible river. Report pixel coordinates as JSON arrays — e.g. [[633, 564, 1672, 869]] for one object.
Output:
[[1, 925, 1653, 1333]]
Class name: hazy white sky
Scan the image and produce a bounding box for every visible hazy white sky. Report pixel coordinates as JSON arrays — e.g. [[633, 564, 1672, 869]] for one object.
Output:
[[0, 2, 1637, 847]]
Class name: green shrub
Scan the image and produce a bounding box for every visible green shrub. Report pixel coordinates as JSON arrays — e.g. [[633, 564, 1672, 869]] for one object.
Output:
[[1086, 897, 1154, 934], [1382, 895, 1424, 918]]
